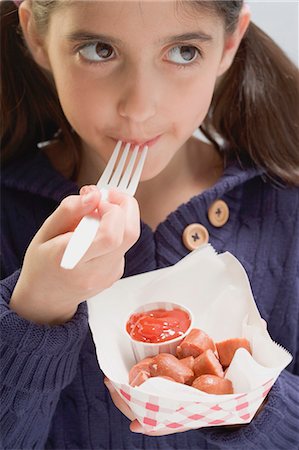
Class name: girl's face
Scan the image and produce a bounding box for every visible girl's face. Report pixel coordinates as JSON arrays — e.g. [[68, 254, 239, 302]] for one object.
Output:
[[23, 1, 246, 180]]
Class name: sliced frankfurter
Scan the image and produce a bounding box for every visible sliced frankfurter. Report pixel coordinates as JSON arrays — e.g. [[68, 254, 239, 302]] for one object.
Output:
[[193, 349, 224, 378], [149, 353, 194, 384], [192, 374, 233, 394], [130, 369, 150, 387], [179, 356, 195, 371], [129, 357, 153, 386], [216, 338, 251, 367], [179, 356, 196, 385], [176, 328, 216, 359], [159, 376, 176, 382]]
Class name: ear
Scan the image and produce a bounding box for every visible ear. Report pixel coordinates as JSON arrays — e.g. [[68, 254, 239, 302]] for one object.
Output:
[[18, 1, 51, 71], [217, 5, 251, 77]]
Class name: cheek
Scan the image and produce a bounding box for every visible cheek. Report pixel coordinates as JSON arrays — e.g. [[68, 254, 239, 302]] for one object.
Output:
[[45, 27, 113, 127], [50, 64, 113, 132], [172, 75, 216, 133]]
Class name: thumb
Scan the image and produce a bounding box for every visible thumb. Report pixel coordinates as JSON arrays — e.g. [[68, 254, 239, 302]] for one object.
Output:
[[37, 190, 101, 242]]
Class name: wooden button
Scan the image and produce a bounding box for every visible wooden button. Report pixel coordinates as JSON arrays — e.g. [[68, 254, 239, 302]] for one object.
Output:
[[208, 200, 229, 227], [182, 223, 209, 251]]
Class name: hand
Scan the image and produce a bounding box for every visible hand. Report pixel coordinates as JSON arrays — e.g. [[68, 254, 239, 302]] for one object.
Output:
[[10, 187, 140, 325], [104, 378, 191, 436]]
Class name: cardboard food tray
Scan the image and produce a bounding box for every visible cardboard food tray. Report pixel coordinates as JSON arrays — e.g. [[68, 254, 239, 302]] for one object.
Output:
[[87, 244, 292, 432]]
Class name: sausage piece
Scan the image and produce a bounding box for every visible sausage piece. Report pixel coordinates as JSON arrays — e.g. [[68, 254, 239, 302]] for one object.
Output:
[[149, 353, 194, 384], [176, 328, 216, 359], [216, 338, 251, 367], [129, 357, 153, 386], [192, 374, 233, 395], [193, 349, 224, 378], [130, 370, 150, 387], [180, 356, 195, 371], [159, 376, 176, 382]]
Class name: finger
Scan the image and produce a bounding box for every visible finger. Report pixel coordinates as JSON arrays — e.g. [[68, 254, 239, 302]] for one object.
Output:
[[107, 189, 141, 248], [66, 252, 125, 294], [108, 189, 140, 220], [42, 203, 126, 275], [37, 190, 101, 242], [107, 188, 131, 206], [79, 190, 140, 261], [104, 379, 136, 421], [79, 184, 99, 196], [79, 187, 128, 208], [130, 420, 190, 436], [79, 202, 127, 261], [81, 188, 140, 250]]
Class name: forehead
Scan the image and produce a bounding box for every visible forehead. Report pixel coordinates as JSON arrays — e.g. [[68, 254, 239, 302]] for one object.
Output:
[[53, 0, 223, 42], [64, 0, 215, 17]]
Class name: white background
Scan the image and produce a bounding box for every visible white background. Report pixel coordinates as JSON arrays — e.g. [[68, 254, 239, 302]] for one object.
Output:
[[249, 1, 298, 65]]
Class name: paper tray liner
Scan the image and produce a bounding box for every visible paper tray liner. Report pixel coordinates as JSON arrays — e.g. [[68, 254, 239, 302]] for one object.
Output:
[[87, 244, 292, 431]]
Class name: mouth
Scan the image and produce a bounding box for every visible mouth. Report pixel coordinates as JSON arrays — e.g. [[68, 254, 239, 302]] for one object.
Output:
[[112, 135, 161, 148]]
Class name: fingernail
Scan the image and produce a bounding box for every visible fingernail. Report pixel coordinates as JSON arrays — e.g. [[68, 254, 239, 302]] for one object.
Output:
[[80, 184, 98, 195], [80, 186, 89, 195], [82, 192, 94, 204]]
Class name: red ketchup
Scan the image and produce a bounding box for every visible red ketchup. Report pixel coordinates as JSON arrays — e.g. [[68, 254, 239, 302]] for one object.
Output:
[[126, 308, 191, 343]]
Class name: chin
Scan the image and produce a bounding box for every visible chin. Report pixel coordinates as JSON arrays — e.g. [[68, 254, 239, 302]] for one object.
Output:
[[138, 166, 164, 182]]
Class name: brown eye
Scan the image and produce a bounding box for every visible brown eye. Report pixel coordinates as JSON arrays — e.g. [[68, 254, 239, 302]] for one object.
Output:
[[167, 45, 199, 64], [95, 43, 114, 59], [79, 42, 115, 62], [180, 46, 197, 61]]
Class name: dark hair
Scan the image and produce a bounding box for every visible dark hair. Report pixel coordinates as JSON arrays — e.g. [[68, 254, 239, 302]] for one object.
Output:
[[0, 0, 81, 179], [1, 0, 298, 184], [196, 1, 299, 185]]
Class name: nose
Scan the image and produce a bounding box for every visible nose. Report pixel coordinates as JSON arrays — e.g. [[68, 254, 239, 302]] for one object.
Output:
[[117, 68, 157, 123]]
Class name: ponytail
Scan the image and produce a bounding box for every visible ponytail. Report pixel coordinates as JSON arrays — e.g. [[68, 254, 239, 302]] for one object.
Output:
[[0, 1, 81, 179], [202, 22, 299, 186]]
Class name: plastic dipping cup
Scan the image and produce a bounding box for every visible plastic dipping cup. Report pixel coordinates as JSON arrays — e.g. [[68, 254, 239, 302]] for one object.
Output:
[[125, 301, 193, 363]]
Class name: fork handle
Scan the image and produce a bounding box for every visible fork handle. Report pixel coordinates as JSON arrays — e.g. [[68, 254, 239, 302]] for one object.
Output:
[[60, 215, 101, 269]]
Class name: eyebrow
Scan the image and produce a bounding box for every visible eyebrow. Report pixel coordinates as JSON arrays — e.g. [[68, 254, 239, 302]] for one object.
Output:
[[161, 32, 213, 44], [65, 31, 212, 46], [65, 32, 124, 47]]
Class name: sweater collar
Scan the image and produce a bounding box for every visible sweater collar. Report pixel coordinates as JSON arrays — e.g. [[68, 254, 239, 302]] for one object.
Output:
[[2, 149, 264, 203], [2, 150, 78, 203]]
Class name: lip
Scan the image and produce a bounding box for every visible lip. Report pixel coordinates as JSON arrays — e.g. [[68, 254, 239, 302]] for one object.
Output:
[[112, 135, 161, 148]]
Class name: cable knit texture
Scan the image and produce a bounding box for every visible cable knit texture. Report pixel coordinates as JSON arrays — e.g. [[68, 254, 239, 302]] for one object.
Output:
[[1, 151, 298, 450]]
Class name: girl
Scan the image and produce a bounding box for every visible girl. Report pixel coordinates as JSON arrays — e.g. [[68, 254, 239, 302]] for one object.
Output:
[[1, 0, 298, 449]]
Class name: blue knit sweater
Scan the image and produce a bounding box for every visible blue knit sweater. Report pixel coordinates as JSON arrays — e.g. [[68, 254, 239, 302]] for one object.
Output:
[[1, 151, 298, 450]]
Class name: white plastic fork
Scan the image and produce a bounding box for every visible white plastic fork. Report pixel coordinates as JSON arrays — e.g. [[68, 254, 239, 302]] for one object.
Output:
[[60, 140, 148, 269]]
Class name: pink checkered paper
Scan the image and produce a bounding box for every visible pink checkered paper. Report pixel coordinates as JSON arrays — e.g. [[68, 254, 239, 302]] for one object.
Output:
[[87, 244, 292, 431], [113, 376, 273, 432]]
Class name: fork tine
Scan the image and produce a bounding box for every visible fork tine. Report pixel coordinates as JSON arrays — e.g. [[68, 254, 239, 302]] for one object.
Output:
[[126, 145, 148, 196], [96, 140, 122, 189], [109, 142, 131, 187], [117, 144, 139, 191]]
